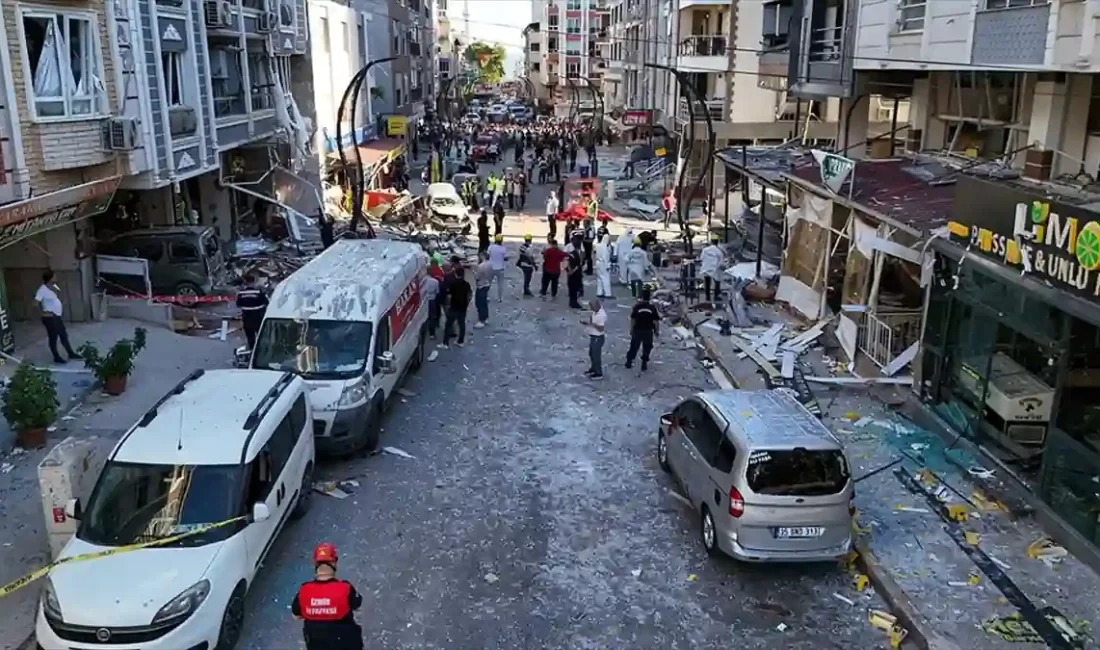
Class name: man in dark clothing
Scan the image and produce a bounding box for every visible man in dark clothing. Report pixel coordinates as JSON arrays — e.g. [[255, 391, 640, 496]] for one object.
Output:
[[566, 246, 584, 309], [638, 230, 657, 250], [517, 234, 537, 296], [477, 209, 491, 254], [540, 239, 567, 299], [316, 210, 335, 249], [625, 288, 661, 371], [582, 219, 596, 275], [292, 543, 363, 650], [442, 266, 471, 347], [493, 199, 505, 236], [236, 274, 268, 350]]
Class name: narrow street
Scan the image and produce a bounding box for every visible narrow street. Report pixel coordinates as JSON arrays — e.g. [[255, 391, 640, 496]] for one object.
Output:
[[234, 158, 880, 647]]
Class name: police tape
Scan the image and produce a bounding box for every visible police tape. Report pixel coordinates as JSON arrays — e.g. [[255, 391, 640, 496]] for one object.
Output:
[[0, 516, 247, 599], [111, 293, 236, 304]]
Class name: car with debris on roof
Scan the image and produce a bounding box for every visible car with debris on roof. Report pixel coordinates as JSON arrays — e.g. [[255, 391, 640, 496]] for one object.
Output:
[[657, 389, 854, 562]]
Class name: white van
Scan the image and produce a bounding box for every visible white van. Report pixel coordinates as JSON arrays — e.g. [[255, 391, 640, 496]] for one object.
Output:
[[250, 239, 429, 455]]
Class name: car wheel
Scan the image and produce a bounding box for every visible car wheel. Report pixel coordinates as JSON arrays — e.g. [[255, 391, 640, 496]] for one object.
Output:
[[410, 331, 426, 373], [362, 402, 382, 453], [657, 432, 671, 473], [700, 506, 719, 557], [174, 282, 202, 308], [291, 462, 313, 520], [215, 584, 246, 650]]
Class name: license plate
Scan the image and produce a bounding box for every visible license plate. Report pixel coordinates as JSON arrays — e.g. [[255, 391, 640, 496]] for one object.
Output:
[[773, 526, 825, 539]]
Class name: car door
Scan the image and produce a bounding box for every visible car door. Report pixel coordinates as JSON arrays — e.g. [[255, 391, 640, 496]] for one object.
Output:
[[241, 441, 281, 573], [708, 434, 738, 530], [665, 401, 695, 479], [684, 408, 723, 509], [372, 311, 399, 397], [284, 393, 310, 504], [675, 401, 719, 505], [167, 238, 207, 290]]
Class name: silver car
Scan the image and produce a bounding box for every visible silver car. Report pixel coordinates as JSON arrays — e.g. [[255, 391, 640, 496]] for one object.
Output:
[[657, 390, 854, 562]]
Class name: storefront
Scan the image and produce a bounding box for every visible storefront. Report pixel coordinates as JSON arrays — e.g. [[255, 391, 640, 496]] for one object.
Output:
[[923, 174, 1100, 546], [0, 176, 122, 335]]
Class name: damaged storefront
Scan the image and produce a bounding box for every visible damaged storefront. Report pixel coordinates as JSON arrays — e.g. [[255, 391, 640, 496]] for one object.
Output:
[[779, 153, 953, 371], [923, 174, 1100, 547]]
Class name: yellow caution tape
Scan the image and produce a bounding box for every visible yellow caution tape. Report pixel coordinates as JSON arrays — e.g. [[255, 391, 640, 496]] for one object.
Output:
[[0, 516, 246, 599]]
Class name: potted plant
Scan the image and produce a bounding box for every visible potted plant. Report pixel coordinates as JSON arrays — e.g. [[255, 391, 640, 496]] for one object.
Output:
[[2, 363, 60, 449], [78, 327, 148, 396]]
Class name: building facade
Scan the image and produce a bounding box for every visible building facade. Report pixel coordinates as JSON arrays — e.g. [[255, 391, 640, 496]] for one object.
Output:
[[526, 0, 611, 116]]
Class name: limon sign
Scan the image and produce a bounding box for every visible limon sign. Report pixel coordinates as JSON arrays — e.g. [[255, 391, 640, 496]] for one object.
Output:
[[947, 176, 1100, 299]]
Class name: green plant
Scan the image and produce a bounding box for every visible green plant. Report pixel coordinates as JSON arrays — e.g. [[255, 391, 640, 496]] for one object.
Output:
[[78, 327, 148, 383], [2, 363, 59, 430]]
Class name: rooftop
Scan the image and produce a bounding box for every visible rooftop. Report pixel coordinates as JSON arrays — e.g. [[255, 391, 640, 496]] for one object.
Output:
[[113, 370, 291, 466]]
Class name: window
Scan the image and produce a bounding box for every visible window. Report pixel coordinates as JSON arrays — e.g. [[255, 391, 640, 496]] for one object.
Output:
[[20, 11, 104, 119], [715, 437, 736, 473], [169, 241, 200, 262], [548, 37, 558, 51], [247, 52, 274, 111], [342, 21, 351, 53], [566, 17, 581, 34], [320, 17, 330, 53], [530, 42, 540, 52], [567, 0, 582, 8], [278, 0, 294, 26], [897, 0, 926, 31], [532, 62, 541, 72], [161, 52, 184, 107], [210, 46, 245, 116], [985, 0, 1045, 7], [548, 15, 559, 27], [566, 42, 582, 54], [745, 449, 850, 496], [372, 314, 391, 375], [253, 319, 373, 379], [266, 413, 297, 481], [289, 394, 308, 438], [678, 401, 722, 461], [128, 242, 163, 262], [566, 62, 580, 77]]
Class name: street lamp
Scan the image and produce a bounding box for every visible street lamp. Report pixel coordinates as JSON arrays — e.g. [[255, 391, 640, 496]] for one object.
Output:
[[643, 62, 715, 260], [336, 56, 398, 236]]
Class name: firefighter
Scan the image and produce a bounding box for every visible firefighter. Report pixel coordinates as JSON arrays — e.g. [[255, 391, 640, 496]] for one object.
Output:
[[292, 543, 364, 650]]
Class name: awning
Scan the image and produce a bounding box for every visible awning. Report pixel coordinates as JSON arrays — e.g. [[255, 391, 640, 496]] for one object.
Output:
[[0, 176, 121, 251], [327, 138, 406, 167]]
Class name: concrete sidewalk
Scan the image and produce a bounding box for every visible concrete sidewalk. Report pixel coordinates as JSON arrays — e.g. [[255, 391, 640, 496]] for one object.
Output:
[[688, 304, 1100, 650], [0, 319, 236, 650]]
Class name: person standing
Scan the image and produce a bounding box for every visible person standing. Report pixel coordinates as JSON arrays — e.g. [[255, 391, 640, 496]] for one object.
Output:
[[582, 299, 607, 379], [545, 192, 560, 242], [626, 238, 651, 297], [506, 174, 516, 210], [512, 173, 525, 211], [700, 232, 726, 302], [422, 268, 441, 339], [236, 274, 269, 352], [442, 264, 471, 347], [517, 234, 537, 297], [540, 238, 567, 299], [291, 543, 364, 650], [594, 233, 613, 298], [661, 190, 676, 229], [487, 234, 508, 302], [493, 198, 505, 236], [625, 287, 660, 372], [477, 208, 491, 254], [615, 228, 634, 285], [35, 270, 79, 364], [582, 218, 596, 275], [566, 244, 584, 309], [474, 252, 493, 328]]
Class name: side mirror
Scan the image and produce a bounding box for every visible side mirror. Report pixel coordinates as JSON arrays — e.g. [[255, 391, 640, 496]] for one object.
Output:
[[660, 414, 673, 428], [64, 498, 82, 521], [252, 502, 271, 523], [377, 351, 397, 374]]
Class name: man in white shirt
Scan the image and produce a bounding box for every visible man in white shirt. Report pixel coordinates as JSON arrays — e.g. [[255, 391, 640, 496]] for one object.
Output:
[[583, 299, 607, 379], [545, 193, 560, 242], [486, 234, 509, 302], [35, 270, 79, 364]]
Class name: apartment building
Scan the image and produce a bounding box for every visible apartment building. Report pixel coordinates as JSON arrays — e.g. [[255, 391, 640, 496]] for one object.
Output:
[[755, 0, 1100, 562], [436, 0, 453, 84], [527, 0, 611, 116]]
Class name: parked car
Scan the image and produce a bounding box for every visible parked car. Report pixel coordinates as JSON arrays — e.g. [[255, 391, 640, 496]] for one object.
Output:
[[251, 239, 429, 456], [657, 389, 854, 562], [471, 135, 500, 162], [99, 226, 232, 304], [37, 369, 315, 650]]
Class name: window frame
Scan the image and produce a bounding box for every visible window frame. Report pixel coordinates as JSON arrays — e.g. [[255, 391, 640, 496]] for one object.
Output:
[[984, 0, 1046, 8], [161, 51, 185, 107], [168, 240, 201, 263], [896, 0, 927, 32], [17, 7, 107, 122]]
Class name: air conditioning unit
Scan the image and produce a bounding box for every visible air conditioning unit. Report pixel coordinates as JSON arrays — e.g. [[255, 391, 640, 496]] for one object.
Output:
[[103, 116, 139, 151], [258, 11, 278, 32], [204, 0, 231, 27]]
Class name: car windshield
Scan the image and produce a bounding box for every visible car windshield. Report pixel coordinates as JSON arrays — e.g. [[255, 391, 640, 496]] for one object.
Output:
[[79, 462, 242, 547], [252, 318, 373, 379], [745, 448, 850, 496]]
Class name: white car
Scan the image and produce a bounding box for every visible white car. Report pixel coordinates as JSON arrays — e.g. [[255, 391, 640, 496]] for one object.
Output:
[[36, 369, 315, 650]]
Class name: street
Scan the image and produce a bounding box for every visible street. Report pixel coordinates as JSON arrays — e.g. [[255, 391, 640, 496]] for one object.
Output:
[[234, 158, 880, 649]]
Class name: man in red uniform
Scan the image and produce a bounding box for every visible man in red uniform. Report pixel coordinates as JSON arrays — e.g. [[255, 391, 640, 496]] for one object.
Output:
[[292, 543, 364, 650]]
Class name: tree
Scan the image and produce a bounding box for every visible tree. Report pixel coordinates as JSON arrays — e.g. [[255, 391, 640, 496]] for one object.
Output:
[[464, 42, 507, 84]]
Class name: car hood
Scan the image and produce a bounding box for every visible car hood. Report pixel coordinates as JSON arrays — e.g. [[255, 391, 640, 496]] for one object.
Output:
[[431, 204, 468, 219], [50, 538, 223, 626]]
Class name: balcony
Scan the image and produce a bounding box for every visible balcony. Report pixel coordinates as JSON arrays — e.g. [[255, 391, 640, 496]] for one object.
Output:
[[410, 41, 422, 56], [676, 35, 727, 72], [677, 97, 725, 123]]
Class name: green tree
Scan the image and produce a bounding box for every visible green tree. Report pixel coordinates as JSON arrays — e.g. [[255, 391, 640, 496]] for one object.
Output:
[[464, 42, 507, 84]]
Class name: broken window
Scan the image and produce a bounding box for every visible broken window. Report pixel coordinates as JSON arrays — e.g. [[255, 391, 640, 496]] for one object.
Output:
[[210, 45, 246, 116], [161, 52, 185, 106], [21, 12, 103, 119], [248, 52, 275, 111]]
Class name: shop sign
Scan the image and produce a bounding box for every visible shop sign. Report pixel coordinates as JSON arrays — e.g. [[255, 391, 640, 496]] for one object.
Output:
[[622, 109, 652, 127], [0, 177, 121, 252], [947, 175, 1100, 299], [811, 150, 854, 194], [0, 272, 14, 354], [385, 116, 408, 137]]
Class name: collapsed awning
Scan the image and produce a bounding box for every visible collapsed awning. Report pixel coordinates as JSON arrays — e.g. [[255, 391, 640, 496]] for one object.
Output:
[[327, 138, 406, 167]]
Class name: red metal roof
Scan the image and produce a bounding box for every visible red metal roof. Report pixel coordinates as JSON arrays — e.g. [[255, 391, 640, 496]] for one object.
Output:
[[334, 138, 406, 166], [790, 157, 956, 232]]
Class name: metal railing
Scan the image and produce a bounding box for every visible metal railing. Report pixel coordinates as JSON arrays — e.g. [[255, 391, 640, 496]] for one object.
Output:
[[678, 34, 727, 57], [807, 26, 842, 62], [857, 310, 922, 369], [678, 97, 724, 121]]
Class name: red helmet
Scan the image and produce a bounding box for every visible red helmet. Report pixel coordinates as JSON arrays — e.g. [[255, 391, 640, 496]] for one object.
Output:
[[313, 543, 338, 565]]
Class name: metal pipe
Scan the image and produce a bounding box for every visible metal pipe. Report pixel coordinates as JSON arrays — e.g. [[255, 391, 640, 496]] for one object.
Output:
[[755, 178, 765, 277], [723, 173, 731, 244], [889, 96, 899, 157], [336, 56, 397, 236]]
